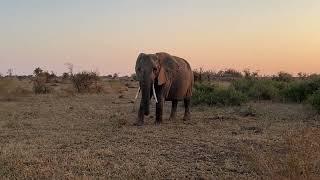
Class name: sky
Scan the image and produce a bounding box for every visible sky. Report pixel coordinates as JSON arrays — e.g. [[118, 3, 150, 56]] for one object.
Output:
[[0, 0, 319, 76]]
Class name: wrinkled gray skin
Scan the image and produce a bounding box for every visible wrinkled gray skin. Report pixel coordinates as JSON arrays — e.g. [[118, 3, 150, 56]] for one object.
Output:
[[135, 52, 194, 126]]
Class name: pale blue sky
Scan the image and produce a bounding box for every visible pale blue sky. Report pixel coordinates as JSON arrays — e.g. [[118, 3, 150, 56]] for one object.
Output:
[[1, 0, 319, 75]]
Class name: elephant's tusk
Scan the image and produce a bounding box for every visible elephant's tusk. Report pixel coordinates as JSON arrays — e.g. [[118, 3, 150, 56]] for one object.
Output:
[[135, 87, 141, 99], [152, 83, 158, 103], [132, 87, 140, 113]]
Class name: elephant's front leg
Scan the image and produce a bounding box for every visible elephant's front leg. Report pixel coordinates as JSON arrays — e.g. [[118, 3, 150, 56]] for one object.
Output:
[[134, 106, 145, 126], [169, 100, 178, 121], [155, 99, 163, 124], [155, 86, 164, 124]]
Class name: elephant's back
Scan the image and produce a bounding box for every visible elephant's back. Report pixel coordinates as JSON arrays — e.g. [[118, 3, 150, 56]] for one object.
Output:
[[166, 57, 194, 101], [173, 56, 192, 70]]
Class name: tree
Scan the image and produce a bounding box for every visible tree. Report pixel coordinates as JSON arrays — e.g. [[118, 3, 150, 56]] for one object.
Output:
[[272, 71, 293, 82], [7, 68, 13, 77], [33, 67, 43, 76], [65, 63, 74, 76], [113, 73, 119, 79], [243, 69, 259, 79], [297, 72, 307, 79], [62, 72, 69, 80]]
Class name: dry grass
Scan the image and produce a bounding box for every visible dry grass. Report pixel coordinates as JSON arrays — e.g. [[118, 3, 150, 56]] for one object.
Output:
[[0, 79, 319, 179], [241, 127, 320, 179], [0, 78, 32, 101]]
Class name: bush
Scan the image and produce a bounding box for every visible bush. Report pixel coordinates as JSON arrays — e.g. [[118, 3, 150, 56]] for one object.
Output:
[[232, 78, 255, 93], [130, 73, 137, 81], [272, 71, 294, 82], [218, 69, 243, 78], [192, 83, 247, 106], [232, 79, 284, 101], [248, 81, 281, 100], [62, 72, 69, 80], [281, 81, 307, 103], [243, 69, 259, 79], [33, 67, 57, 83], [282, 77, 320, 103], [193, 68, 244, 82], [33, 76, 51, 94], [308, 91, 320, 112], [32, 67, 51, 94], [33, 67, 43, 76], [71, 71, 102, 93]]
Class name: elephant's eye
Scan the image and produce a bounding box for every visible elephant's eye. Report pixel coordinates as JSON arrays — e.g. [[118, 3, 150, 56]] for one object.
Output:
[[153, 67, 158, 72]]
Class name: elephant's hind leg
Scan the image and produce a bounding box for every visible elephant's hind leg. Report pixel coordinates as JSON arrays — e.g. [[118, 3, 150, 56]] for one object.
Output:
[[169, 100, 178, 121], [183, 97, 191, 121]]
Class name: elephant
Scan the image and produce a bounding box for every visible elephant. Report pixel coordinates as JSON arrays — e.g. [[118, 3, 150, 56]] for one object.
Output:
[[134, 52, 194, 126]]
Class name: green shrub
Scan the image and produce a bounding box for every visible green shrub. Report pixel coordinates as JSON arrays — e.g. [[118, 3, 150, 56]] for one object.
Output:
[[232, 78, 254, 93], [232, 79, 284, 101], [193, 75, 320, 106], [247, 81, 279, 100], [281, 77, 320, 103], [192, 83, 247, 106], [281, 81, 307, 103], [307, 91, 320, 112]]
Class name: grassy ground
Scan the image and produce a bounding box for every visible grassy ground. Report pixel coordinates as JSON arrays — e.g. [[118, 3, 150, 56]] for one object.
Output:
[[0, 79, 320, 179]]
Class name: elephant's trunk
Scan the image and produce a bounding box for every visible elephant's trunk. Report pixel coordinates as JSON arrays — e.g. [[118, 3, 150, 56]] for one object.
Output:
[[139, 81, 151, 116]]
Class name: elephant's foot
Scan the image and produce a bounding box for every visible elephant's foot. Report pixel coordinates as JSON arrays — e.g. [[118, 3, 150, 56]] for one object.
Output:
[[169, 115, 176, 121], [183, 113, 191, 121], [155, 120, 162, 126], [133, 120, 144, 126]]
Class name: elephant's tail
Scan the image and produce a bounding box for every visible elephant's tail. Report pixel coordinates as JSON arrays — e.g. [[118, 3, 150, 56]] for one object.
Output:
[[186, 72, 194, 97]]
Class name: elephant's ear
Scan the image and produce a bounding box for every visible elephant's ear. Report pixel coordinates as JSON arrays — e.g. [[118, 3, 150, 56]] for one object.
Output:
[[156, 52, 179, 86], [158, 67, 167, 85]]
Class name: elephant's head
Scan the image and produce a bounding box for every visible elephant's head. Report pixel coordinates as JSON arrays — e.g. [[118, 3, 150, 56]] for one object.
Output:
[[135, 52, 178, 117]]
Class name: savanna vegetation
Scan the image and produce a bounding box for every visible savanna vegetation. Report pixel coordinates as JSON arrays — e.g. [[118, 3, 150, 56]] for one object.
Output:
[[192, 68, 320, 112], [0, 67, 319, 179]]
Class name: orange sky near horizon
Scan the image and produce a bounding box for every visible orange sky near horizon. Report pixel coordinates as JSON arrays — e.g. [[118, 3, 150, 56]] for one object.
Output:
[[0, 0, 319, 76]]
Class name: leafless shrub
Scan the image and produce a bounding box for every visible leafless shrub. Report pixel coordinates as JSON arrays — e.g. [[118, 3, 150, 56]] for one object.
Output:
[[33, 76, 51, 94], [71, 71, 103, 93], [33, 67, 58, 83], [7, 68, 13, 77], [32, 67, 51, 94], [62, 72, 69, 80], [194, 68, 244, 82], [272, 71, 294, 82], [243, 69, 259, 79], [112, 73, 119, 79]]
